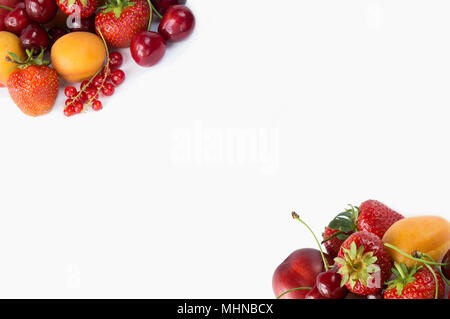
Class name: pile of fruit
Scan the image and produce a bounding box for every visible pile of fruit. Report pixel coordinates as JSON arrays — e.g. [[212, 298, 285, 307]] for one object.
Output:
[[273, 200, 450, 299], [0, 0, 195, 116]]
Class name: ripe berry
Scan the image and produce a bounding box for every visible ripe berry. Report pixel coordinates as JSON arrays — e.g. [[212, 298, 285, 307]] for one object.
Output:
[[73, 101, 83, 113], [158, 5, 195, 42], [65, 98, 74, 106], [86, 89, 98, 101], [20, 23, 50, 51], [102, 83, 115, 96], [24, 0, 57, 24], [109, 51, 123, 69], [64, 106, 75, 116], [111, 69, 125, 86], [93, 75, 104, 88], [130, 31, 166, 67], [316, 270, 347, 299], [4, 3, 31, 35], [92, 100, 102, 111], [64, 86, 77, 98], [80, 80, 92, 90]]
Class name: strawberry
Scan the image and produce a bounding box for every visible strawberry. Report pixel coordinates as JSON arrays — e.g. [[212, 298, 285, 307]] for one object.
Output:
[[335, 231, 392, 295], [95, 0, 150, 48], [384, 263, 445, 299], [357, 200, 404, 238], [7, 49, 59, 117], [323, 200, 404, 253], [322, 227, 352, 259], [57, 0, 98, 18]]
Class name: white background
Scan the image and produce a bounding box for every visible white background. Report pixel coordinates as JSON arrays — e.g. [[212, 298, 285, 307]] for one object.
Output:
[[0, 0, 449, 298]]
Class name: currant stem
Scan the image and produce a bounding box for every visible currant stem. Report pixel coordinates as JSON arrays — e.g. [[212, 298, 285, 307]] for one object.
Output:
[[276, 287, 312, 299], [292, 212, 330, 271]]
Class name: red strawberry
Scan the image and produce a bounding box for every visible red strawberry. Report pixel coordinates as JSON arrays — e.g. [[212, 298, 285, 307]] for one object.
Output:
[[57, 0, 97, 18], [335, 231, 392, 296], [357, 200, 404, 238], [7, 49, 59, 117], [384, 263, 445, 299], [322, 227, 352, 259], [95, 0, 150, 48]]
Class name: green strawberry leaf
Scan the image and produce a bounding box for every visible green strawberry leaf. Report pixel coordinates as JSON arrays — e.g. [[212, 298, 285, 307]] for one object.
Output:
[[113, 7, 121, 18], [327, 205, 359, 232]]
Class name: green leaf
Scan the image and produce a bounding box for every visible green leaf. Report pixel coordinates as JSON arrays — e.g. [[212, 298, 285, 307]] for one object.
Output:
[[113, 7, 121, 18], [7, 51, 21, 63]]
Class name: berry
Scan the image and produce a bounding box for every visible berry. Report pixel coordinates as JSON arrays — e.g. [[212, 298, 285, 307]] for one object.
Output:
[[95, 0, 150, 48], [158, 5, 195, 42], [110, 69, 125, 85], [316, 270, 347, 299], [20, 23, 50, 51], [64, 106, 75, 116], [151, 0, 186, 15], [4, 3, 31, 35], [80, 80, 92, 90], [304, 286, 329, 299], [24, 0, 57, 24], [109, 51, 123, 69], [93, 75, 104, 88], [7, 50, 59, 116], [323, 227, 352, 259], [57, 0, 97, 18], [92, 99, 102, 111], [86, 89, 98, 100], [130, 31, 166, 67], [384, 263, 445, 299], [101, 83, 114, 96], [64, 86, 77, 98], [335, 231, 392, 296], [358, 200, 404, 239], [65, 99, 73, 106], [73, 101, 83, 113]]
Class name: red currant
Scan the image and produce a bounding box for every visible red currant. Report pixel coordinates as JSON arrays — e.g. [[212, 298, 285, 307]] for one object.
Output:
[[73, 101, 84, 113], [80, 80, 92, 90], [101, 83, 115, 96], [64, 86, 77, 98], [92, 100, 103, 111], [93, 75, 104, 88], [65, 99, 74, 106], [86, 89, 98, 101], [109, 51, 123, 69], [64, 106, 75, 117], [111, 69, 125, 86]]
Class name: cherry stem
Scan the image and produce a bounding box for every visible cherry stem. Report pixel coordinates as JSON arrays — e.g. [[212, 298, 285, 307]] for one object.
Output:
[[0, 4, 13, 10], [146, 0, 153, 30], [321, 230, 346, 244], [276, 287, 312, 299], [384, 243, 447, 267], [418, 252, 450, 286], [149, 1, 163, 19], [292, 212, 330, 271]]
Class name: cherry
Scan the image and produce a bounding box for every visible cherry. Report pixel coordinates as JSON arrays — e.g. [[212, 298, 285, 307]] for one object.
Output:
[[130, 31, 166, 67], [92, 100, 102, 111], [20, 23, 50, 51], [4, 3, 31, 35], [64, 86, 77, 98], [109, 51, 123, 69], [48, 27, 67, 45], [316, 270, 347, 299], [304, 286, 329, 299], [68, 16, 95, 33], [101, 83, 114, 96], [442, 250, 449, 280], [158, 5, 195, 42], [111, 69, 125, 86], [151, 0, 186, 15], [24, 0, 57, 24], [0, 0, 22, 31]]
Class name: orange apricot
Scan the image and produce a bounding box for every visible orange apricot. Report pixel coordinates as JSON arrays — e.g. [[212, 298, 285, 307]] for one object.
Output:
[[382, 216, 450, 267], [51, 32, 106, 83], [0, 32, 26, 87]]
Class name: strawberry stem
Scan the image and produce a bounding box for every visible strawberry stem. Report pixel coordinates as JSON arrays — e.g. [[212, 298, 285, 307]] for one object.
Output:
[[292, 212, 330, 271], [276, 287, 312, 299]]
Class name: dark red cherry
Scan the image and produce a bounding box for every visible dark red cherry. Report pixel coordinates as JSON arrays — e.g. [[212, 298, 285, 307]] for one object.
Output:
[[48, 27, 67, 45], [4, 3, 32, 35], [130, 31, 166, 67], [158, 5, 195, 42], [20, 23, 50, 51], [151, 0, 186, 15], [304, 285, 329, 299], [442, 250, 449, 280], [68, 16, 95, 33], [316, 271, 348, 299], [24, 0, 57, 24], [0, 0, 22, 31]]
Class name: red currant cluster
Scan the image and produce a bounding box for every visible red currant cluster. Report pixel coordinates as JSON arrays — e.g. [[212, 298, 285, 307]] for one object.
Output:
[[63, 51, 125, 116]]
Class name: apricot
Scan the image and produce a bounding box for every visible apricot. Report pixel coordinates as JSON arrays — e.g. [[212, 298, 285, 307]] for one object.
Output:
[[51, 32, 106, 83], [382, 216, 450, 267], [0, 31, 26, 87]]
